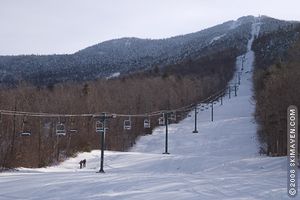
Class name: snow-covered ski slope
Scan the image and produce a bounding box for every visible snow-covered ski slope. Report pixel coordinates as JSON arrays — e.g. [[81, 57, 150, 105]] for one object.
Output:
[[0, 19, 296, 200]]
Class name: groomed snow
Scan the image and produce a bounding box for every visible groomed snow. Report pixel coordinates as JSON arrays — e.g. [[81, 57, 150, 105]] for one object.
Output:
[[0, 19, 297, 200]]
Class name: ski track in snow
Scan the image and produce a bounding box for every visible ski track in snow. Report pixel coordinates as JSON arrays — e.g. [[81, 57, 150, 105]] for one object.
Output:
[[0, 19, 297, 200]]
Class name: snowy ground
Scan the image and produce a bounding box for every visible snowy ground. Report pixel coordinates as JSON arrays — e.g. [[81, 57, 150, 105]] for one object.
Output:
[[0, 20, 297, 200]]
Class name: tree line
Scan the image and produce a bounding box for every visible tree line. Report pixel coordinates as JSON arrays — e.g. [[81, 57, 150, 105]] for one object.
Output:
[[253, 27, 300, 156]]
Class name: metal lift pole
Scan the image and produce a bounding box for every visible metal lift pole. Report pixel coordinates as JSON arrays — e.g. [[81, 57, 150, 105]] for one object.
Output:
[[193, 106, 198, 133], [163, 112, 170, 154], [211, 102, 214, 122], [99, 113, 106, 173]]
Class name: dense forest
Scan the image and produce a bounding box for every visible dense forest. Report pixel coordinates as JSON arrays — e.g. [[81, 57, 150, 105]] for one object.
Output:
[[253, 25, 300, 156], [0, 49, 237, 169]]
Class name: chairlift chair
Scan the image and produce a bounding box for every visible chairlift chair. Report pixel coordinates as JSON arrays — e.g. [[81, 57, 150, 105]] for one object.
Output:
[[124, 118, 131, 130], [56, 123, 66, 136], [20, 115, 32, 137], [158, 116, 165, 126], [96, 121, 104, 133], [144, 119, 151, 129], [69, 118, 77, 133], [170, 113, 176, 121], [69, 128, 77, 134], [20, 132, 31, 137]]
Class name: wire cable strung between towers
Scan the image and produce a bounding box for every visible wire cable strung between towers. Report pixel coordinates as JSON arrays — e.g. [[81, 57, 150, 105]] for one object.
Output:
[[0, 84, 235, 119]]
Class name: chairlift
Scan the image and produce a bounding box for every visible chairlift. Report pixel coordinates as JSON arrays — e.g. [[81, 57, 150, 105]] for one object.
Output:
[[144, 118, 151, 129], [158, 115, 165, 126], [56, 122, 66, 136], [96, 120, 104, 133], [170, 113, 176, 121], [124, 117, 131, 130], [69, 118, 77, 133], [20, 115, 32, 137]]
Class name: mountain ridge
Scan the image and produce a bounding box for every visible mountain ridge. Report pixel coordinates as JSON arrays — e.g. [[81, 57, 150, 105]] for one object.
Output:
[[0, 15, 298, 86]]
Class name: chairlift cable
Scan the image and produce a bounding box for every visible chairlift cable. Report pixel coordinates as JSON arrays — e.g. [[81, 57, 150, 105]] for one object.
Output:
[[0, 84, 236, 118]]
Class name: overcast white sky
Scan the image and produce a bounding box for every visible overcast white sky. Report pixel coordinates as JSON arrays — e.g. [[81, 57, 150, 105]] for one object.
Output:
[[0, 0, 300, 55]]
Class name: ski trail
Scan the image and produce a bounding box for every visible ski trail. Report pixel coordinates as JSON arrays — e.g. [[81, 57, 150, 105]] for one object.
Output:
[[133, 18, 262, 161]]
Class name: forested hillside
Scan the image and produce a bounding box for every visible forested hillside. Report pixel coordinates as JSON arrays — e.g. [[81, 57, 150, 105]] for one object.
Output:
[[2, 16, 294, 86], [253, 25, 300, 156]]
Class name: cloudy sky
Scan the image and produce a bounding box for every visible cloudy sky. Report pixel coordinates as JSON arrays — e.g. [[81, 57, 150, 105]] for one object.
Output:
[[1, 0, 300, 55]]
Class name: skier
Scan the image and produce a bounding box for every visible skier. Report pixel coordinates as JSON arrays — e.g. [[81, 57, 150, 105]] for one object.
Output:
[[82, 159, 86, 168]]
